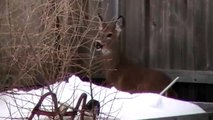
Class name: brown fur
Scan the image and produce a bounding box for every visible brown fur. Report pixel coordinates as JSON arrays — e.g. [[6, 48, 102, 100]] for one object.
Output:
[[95, 16, 177, 98]]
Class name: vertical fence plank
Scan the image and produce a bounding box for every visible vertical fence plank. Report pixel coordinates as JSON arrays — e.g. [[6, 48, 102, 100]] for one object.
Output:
[[169, 0, 188, 69], [207, 0, 213, 70], [149, 0, 164, 68], [122, 0, 146, 65], [185, 0, 195, 70], [192, 0, 208, 70]]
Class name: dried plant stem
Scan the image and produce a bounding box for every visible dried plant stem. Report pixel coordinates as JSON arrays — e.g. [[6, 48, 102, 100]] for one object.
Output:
[[160, 77, 179, 95]]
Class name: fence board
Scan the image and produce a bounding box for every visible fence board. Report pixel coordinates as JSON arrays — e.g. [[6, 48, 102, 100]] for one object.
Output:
[[121, 0, 146, 65], [207, 0, 213, 70]]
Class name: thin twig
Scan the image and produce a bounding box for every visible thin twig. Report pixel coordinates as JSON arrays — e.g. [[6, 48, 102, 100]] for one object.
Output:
[[160, 77, 179, 95]]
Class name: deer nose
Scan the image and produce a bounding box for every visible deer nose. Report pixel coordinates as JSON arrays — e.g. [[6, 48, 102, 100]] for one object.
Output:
[[94, 40, 103, 51]]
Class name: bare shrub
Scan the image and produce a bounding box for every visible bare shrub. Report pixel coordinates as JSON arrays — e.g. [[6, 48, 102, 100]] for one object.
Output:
[[0, 0, 103, 91]]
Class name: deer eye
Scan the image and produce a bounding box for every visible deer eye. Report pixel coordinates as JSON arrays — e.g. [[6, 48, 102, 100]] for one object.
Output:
[[106, 33, 112, 38]]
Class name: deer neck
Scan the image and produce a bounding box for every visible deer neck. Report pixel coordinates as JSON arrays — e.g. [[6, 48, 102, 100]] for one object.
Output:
[[102, 47, 128, 77], [103, 52, 120, 70]]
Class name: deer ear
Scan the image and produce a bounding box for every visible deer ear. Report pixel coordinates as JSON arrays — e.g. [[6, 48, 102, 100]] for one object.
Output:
[[115, 16, 124, 33], [98, 14, 103, 30]]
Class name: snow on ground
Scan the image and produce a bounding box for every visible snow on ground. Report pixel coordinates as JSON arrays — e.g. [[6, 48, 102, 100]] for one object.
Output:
[[0, 75, 205, 120]]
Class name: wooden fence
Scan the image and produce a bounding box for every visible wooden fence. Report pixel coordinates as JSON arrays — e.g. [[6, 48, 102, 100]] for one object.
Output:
[[118, 0, 213, 71]]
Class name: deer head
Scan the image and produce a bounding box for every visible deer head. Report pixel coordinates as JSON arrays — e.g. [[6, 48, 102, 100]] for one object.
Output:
[[95, 16, 124, 56]]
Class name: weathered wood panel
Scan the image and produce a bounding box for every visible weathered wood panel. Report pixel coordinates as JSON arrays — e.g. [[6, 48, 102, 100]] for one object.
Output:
[[205, 0, 213, 70], [120, 0, 147, 65], [119, 0, 213, 71]]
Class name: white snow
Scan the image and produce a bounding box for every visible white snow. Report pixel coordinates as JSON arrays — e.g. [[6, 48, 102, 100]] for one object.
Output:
[[0, 75, 205, 120]]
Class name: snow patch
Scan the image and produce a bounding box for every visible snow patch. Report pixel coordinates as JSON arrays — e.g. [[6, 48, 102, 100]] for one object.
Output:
[[0, 75, 205, 119]]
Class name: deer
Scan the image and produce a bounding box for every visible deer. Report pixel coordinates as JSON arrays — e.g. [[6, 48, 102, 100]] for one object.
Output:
[[94, 16, 177, 98]]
